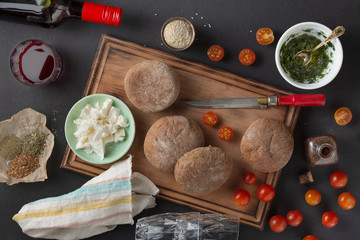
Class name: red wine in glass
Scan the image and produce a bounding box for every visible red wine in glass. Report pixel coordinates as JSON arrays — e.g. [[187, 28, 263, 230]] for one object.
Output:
[[10, 40, 62, 86]]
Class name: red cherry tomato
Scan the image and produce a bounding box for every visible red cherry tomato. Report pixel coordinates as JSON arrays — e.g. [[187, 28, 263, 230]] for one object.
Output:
[[334, 107, 352, 125], [256, 28, 275, 45], [303, 235, 319, 240], [269, 215, 287, 233], [330, 171, 348, 188], [239, 49, 256, 66], [202, 111, 218, 127], [243, 172, 256, 185], [286, 210, 303, 227], [218, 126, 233, 141], [233, 189, 251, 206], [207, 45, 225, 61], [338, 192, 356, 210], [322, 211, 338, 228], [305, 189, 321, 206], [257, 184, 275, 202]]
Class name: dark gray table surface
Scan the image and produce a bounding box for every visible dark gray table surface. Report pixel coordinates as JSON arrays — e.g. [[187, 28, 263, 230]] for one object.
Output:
[[1, 0, 360, 239]]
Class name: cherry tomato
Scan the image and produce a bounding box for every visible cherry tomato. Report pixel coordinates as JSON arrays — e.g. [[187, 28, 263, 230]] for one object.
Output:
[[239, 49, 256, 66], [330, 171, 348, 188], [243, 172, 256, 185], [269, 215, 287, 233], [218, 126, 233, 141], [305, 189, 321, 206], [286, 210, 303, 227], [233, 189, 251, 206], [202, 111, 218, 127], [334, 107, 352, 125], [207, 45, 225, 61], [257, 184, 275, 202], [322, 211, 338, 228], [338, 192, 356, 210], [256, 28, 275, 45], [303, 235, 319, 240]]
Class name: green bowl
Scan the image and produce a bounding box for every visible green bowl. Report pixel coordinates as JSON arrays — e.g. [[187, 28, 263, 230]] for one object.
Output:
[[65, 94, 135, 165]]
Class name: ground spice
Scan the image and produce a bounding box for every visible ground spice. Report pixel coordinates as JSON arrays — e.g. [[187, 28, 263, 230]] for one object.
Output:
[[22, 131, 47, 157], [163, 19, 193, 49], [0, 135, 22, 160], [7, 152, 40, 178]]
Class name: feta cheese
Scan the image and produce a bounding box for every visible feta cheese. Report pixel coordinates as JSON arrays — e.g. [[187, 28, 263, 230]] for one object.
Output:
[[73, 99, 129, 160]]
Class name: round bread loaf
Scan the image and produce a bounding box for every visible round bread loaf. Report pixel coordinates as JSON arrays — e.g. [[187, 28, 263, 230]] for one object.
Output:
[[144, 115, 205, 172], [240, 118, 294, 172], [174, 146, 232, 194], [124, 60, 180, 112]]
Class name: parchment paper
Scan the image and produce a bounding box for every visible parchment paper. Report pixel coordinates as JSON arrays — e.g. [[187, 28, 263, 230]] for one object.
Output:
[[0, 108, 54, 185]]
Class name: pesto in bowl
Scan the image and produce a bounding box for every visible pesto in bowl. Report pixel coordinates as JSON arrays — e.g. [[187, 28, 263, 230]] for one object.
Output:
[[280, 32, 334, 84], [275, 22, 343, 90]]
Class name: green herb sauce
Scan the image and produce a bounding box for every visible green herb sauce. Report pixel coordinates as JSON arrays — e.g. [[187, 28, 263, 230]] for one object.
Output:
[[280, 33, 332, 84]]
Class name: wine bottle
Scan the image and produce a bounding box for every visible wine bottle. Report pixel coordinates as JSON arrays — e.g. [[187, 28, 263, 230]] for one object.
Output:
[[0, 0, 122, 27]]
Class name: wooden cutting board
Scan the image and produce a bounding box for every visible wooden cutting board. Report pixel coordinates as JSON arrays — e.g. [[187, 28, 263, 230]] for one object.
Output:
[[61, 34, 299, 230]]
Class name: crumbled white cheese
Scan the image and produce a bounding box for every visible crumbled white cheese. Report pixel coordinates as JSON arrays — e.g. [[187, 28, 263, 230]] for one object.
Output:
[[73, 99, 129, 160]]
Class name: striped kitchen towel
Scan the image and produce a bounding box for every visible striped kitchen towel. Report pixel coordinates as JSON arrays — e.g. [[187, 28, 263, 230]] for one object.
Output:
[[13, 155, 159, 240]]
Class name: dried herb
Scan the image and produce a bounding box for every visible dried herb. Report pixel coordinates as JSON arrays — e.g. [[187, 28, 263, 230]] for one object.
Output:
[[0, 135, 22, 160], [7, 152, 40, 179], [22, 131, 48, 157]]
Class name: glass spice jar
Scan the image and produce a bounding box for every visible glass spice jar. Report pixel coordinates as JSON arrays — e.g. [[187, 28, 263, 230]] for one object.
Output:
[[304, 135, 338, 166]]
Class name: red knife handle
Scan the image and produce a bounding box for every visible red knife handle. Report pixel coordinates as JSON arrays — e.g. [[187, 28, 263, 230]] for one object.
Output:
[[277, 94, 325, 107]]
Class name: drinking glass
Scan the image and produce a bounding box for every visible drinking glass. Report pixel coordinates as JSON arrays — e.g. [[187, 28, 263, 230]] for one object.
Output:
[[10, 39, 62, 86]]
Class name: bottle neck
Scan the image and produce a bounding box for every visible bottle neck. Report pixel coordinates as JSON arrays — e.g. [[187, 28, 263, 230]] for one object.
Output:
[[0, 0, 122, 26], [316, 143, 334, 159], [77, 2, 122, 26], [67, 1, 83, 18]]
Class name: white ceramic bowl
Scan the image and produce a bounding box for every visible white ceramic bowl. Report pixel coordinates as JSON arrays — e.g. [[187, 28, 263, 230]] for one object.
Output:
[[275, 22, 343, 90]]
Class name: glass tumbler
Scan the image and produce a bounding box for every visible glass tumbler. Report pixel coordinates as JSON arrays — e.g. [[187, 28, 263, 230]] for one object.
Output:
[[10, 39, 63, 86]]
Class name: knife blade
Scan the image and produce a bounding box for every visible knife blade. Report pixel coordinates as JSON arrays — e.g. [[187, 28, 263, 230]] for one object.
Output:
[[182, 94, 325, 109]]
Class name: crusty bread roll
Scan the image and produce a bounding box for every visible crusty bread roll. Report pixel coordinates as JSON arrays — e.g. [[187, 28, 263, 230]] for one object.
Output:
[[174, 146, 232, 194], [124, 60, 180, 113], [144, 115, 205, 172], [240, 118, 294, 172]]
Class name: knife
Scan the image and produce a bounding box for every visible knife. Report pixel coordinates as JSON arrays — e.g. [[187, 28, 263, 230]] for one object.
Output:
[[182, 94, 325, 109]]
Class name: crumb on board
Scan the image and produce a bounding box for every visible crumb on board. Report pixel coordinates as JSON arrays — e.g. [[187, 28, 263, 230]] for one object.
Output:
[[299, 171, 314, 184]]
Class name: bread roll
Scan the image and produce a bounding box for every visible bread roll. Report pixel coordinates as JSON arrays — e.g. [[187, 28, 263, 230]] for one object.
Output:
[[174, 146, 232, 194], [240, 118, 294, 172], [124, 60, 180, 112], [144, 115, 205, 172]]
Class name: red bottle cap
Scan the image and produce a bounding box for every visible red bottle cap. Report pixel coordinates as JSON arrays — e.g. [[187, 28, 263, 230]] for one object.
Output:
[[82, 2, 122, 26]]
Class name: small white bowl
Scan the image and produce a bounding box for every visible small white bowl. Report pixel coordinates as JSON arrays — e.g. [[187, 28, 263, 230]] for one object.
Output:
[[275, 22, 343, 90]]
